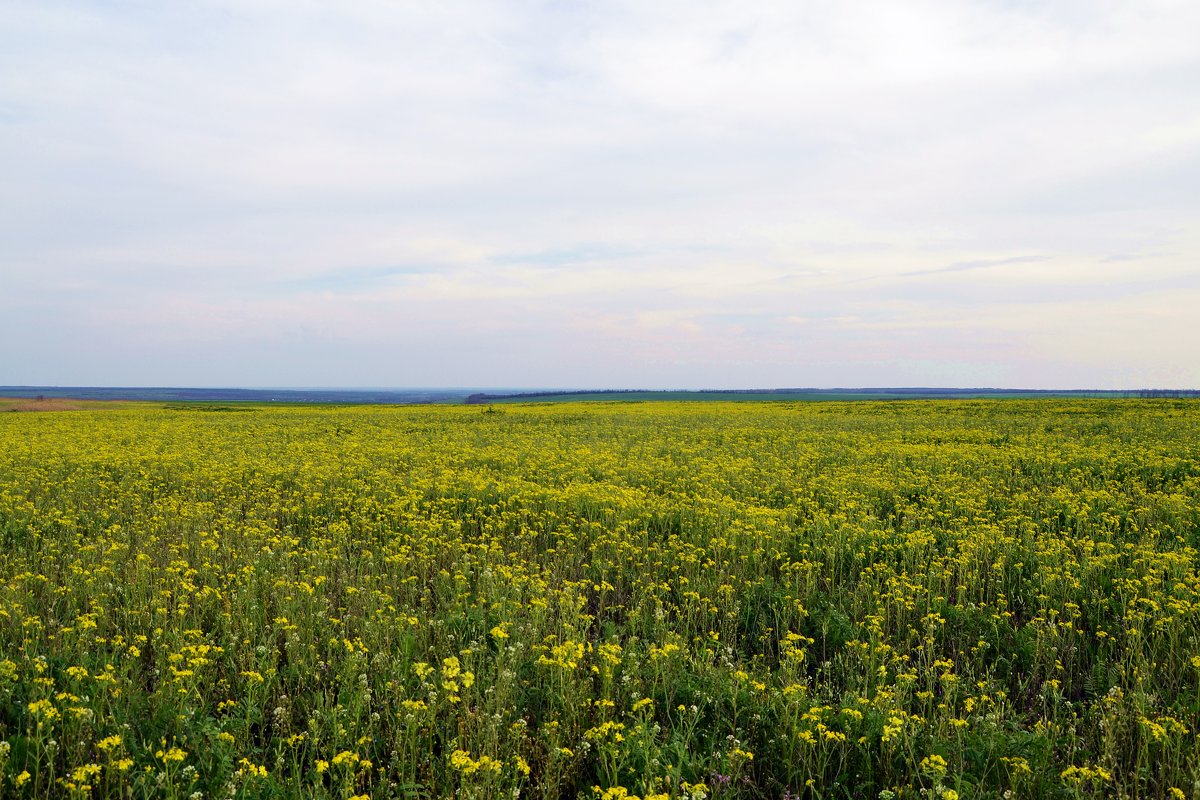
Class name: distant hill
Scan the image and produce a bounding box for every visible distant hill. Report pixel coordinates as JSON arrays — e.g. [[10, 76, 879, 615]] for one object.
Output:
[[464, 387, 1199, 404]]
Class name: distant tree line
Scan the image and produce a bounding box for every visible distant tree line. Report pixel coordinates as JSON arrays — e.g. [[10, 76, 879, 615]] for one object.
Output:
[[1135, 389, 1200, 398]]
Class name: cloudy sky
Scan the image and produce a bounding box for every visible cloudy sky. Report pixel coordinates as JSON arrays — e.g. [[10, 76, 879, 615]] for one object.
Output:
[[3, 1, 1198, 389]]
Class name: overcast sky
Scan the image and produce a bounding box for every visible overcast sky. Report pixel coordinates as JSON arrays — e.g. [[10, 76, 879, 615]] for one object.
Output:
[[3, 1, 1198, 389]]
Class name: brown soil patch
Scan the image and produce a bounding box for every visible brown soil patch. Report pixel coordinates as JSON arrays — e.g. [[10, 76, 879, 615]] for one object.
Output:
[[0, 397, 105, 412]]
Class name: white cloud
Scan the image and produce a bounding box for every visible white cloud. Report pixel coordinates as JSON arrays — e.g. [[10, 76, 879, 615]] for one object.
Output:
[[2, 0, 1198, 387]]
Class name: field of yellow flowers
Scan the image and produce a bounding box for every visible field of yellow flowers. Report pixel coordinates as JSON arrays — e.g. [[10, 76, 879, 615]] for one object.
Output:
[[2, 400, 1199, 799]]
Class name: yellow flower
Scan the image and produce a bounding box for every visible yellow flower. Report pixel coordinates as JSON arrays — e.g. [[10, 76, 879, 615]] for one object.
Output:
[[97, 734, 123, 751], [449, 749, 499, 775], [71, 764, 102, 783], [598, 787, 639, 800], [729, 747, 753, 763], [156, 746, 186, 763], [920, 754, 948, 780]]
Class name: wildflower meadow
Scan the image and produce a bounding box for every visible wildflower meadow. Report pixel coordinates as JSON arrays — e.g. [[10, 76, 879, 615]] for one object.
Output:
[[1, 400, 1198, 799]]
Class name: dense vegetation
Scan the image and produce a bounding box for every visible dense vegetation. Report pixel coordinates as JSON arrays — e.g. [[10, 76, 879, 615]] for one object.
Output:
[[1, 400, 1199, 799]]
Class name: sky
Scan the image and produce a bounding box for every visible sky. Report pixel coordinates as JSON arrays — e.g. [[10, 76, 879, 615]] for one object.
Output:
[[2, 1, 1199, 390]]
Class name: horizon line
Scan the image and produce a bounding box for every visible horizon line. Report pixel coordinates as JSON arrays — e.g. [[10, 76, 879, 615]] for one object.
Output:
[[4, 384, 1199, 394]]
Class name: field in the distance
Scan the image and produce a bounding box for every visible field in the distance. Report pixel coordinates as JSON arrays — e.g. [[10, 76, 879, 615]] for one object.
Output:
[[1, 400, 1198, 799], [468, 389, 1153, 404], [0, 397, 124, 413]]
